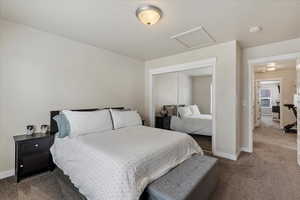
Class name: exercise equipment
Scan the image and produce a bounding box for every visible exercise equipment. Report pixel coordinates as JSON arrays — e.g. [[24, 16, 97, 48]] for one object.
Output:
[[283, 104, 297, 133]]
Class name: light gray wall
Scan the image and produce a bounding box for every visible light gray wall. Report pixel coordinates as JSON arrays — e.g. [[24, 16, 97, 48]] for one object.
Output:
[[192, 76, 212, 114], [153, 72, 192, 114], [236, 43, 242, 154], [0, 20, 145, 173], [241, 38, 300, 151], [153, 73, 178, 114]]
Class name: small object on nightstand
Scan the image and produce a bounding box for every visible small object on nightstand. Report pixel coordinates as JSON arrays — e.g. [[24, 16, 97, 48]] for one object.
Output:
[[13, 133, 54, 182], [160, 107, 168, 117], [155, 115, 171, 130], [25, 125, 35, 136], [40, 124, 49, 134]]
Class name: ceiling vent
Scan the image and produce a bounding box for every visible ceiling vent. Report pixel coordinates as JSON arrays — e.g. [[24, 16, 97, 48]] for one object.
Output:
[[170, 26, 215, 48]]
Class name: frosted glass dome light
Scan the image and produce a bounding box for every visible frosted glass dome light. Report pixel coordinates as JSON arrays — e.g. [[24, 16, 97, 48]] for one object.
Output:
[[136, 5, 162, 26]]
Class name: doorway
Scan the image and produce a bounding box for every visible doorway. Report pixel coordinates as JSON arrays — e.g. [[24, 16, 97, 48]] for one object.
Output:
[[148, 58, 217, 155], [248, 54, 300, 156], [254, 79, 282, 130]]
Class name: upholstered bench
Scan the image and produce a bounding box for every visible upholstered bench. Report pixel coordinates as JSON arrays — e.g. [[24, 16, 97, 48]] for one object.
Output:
[[54, 155, 218, 200], [142, 155, 219, 200]]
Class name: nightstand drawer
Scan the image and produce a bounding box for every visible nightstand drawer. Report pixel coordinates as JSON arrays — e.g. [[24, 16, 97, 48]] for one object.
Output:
[[19, 152, 50, 176], [19, 138, 50, 155], [14, 133, 54, 182]]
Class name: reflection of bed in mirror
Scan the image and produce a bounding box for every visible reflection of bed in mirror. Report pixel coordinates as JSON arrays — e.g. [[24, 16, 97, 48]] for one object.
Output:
[[164, 105, 212, 136]]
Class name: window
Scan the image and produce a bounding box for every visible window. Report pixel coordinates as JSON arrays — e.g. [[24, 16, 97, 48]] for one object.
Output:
[[260, 88, 271, 108]]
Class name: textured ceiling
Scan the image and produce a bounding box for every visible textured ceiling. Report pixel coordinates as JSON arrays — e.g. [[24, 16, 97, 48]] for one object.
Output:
[[0, 0, 300, 60]]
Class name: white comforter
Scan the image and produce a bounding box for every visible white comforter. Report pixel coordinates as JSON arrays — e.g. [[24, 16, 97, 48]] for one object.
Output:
[[171, 114, 212, 136], [50, 126, 202, 200]]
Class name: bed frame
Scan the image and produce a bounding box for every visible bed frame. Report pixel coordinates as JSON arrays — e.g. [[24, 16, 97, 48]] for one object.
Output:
[[49, 108, 218, 200], [163, 104, 185, 116]]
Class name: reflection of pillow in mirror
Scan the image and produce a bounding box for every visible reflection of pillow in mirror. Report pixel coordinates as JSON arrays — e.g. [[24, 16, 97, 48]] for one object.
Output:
[[178, 106, 192, 118], [189, 105, 201, 115]]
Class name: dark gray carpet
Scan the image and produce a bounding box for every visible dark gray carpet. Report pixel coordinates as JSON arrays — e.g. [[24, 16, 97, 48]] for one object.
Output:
[[210, 120, 299, 200], [191, 135, 212, 154], [0, 123, 299, 200]]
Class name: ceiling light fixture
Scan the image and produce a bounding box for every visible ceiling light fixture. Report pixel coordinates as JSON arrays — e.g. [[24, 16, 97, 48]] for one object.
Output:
[[266, 67, 276, 71], [136, 5, 162, 26], [267, 62, 276, 67]]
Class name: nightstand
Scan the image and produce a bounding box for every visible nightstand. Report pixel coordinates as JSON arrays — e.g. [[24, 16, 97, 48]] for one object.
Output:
[[13, 133, 54, 182], [155, 115, 171, 130]]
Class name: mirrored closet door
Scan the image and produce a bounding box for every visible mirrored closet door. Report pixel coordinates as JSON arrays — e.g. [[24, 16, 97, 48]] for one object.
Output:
[[152, 66, 214, 153]]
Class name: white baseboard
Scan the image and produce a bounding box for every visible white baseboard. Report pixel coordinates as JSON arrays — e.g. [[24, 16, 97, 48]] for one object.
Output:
[[214, 151, 239, 161], [215, 147, 252, 161], [0, 169, 14, 180], [240, 146, 252, 153], [236, 150, 241, 159]]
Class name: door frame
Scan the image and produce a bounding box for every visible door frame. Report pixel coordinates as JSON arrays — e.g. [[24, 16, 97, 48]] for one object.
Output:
[[255, 78, 283, 128], [248, 52, 300, 153], [148, 57, 217, 154]]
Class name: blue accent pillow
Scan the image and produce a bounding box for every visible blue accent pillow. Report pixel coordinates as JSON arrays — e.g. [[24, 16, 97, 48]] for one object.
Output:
[[53, 114, 70, 138]]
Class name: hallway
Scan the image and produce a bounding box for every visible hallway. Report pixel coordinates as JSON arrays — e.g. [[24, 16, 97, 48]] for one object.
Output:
[[260, 115, 280, 129], [211, 117, 299, 200], [258, 115, 296, 150]]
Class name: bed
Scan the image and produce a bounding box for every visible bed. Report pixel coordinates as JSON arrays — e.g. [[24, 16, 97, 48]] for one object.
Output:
[[49, 108, 204, 200], [170, 114, 212, 136], [163, 105, 212, 136]]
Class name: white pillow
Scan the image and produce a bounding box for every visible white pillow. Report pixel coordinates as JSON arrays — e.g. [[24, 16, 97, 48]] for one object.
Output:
[[110, 110, 142, 129], [178, 106, 192, 118], [189, 105, 201, 115], [62, 109, 113, 137]]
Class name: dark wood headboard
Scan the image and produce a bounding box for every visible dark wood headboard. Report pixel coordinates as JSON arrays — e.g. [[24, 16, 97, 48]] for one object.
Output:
[[163, 104, 185, 116], [50, 107, 124, 135]]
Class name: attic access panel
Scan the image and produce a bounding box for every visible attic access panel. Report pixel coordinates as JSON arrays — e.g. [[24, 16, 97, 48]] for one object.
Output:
[[171, 26, 215, 48]]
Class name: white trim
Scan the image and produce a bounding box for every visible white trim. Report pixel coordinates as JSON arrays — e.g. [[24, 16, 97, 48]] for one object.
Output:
[[256, 78, 283, 128], [248, 52, 300, 153], [148, 57, 217, 155], [240, 146, 251, 153], [248, 52, 300, 65], [210, 83, 213, 114], [149, 58, 217, 75], [211, 60, 217, 155], [170, 26, 204, 39], [236, 149, 241, 160], [214, 151, 240, 161], [0, 169, 14, 180]]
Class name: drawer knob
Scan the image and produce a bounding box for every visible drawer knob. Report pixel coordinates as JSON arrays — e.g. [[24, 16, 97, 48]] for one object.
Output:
[[34, 144, 39, 148], [20, 165, 23, 168]]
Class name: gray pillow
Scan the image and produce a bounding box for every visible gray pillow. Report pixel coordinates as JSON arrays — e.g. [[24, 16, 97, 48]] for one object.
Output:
[[53, 114, 70, 138]]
